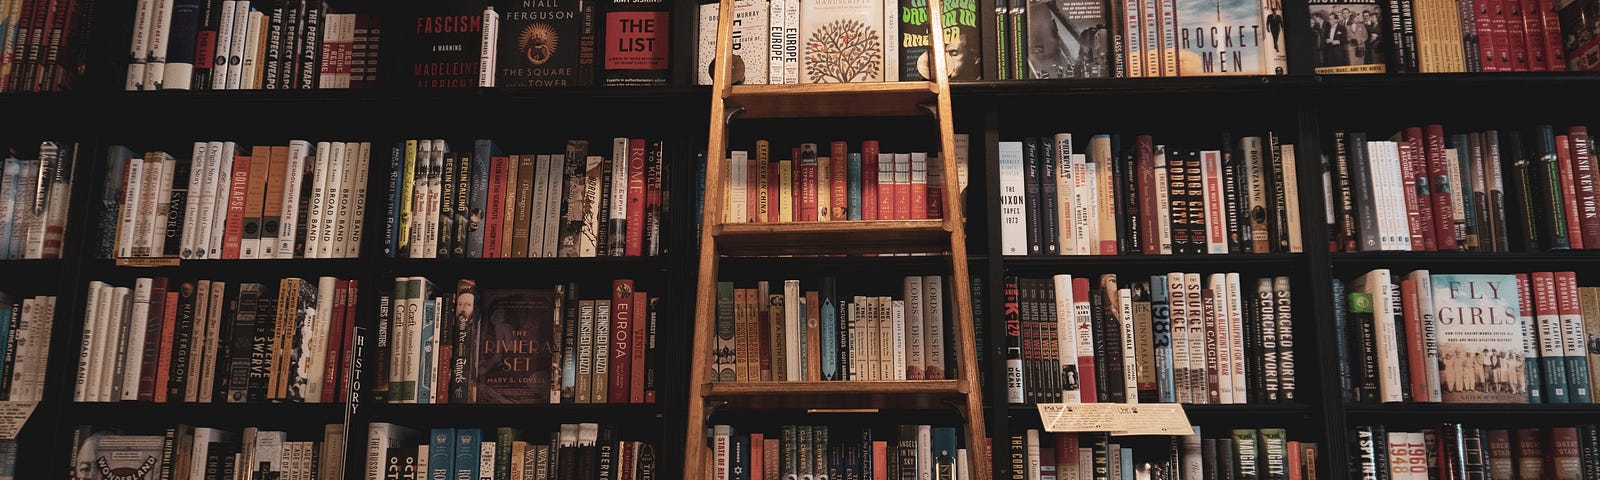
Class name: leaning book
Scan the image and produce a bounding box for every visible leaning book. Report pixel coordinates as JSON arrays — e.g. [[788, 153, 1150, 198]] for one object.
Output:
[[1431, 274, 1527, 404], [473, 288, 561, 403]]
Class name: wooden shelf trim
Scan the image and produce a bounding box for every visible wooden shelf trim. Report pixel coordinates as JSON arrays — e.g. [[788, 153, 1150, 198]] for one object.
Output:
[[713, 220, 953, 256], [724, 81, 940, 119]]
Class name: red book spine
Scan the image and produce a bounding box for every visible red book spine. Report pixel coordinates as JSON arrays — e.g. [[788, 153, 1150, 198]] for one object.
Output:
[[1522, 0, 1549, 70], [1287, 441, 1303, 480], [154, 290, 178, 403], [610, 279, 633, 403], [338, 280, 358, 403], [221, 154, 252, 259], [767, 160, 781, 223], [626, 139, 647, 256], [1055, 433, 1078, 470], [862, 142, 879, 220], [1507, 0, 1533, 70], [137, 278, 169, 402], [1426, 125, 1459, 251], [1475, 0, 1501, 71], [1556, 135, 1584, 249], [830, 142, 849, 220], [1396, 139, 1429, 251], [484, 156, 509, 258], [1072, 278, 1097, 402], [799, 153, 818, 222], [1539, 0, 1566, 69], [1515, 428, 1546, 479], [1400, 279, 1429, 399], [1569, 129, 1600, 247], [1546, 427, 1582, 479], [1492, 0, 1515, 70], [1137, 137, 1158, 254], [322, 281, 349, 403], [909, 155, 927, 220], [791, 147, 802, 219], [630, 291, 647, 403], [1410, 136, 1437, 251]]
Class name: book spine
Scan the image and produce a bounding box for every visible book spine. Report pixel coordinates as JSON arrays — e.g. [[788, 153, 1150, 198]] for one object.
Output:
[[1532, 271, 1568, 402], [1554, 271, 1590, 403]]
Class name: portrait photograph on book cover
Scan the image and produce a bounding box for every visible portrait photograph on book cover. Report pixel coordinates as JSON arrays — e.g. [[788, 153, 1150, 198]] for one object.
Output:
[[1307, 0, 1386, 74]]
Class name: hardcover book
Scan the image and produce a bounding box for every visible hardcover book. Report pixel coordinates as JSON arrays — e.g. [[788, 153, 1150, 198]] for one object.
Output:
[[75, 434, 164, 480], [1307, 0, 1387, 73], [1022, 0, 1109, 78], [600, 0, 671, 85], [412, 2, 486, 88], [1176, 0, 1267, 75], [473, 289, 560, 404], [1431, 274, 1528, 403], [496, 0, 595, 87], [900, 0, 984, 80], [800, 0, 887, 82]]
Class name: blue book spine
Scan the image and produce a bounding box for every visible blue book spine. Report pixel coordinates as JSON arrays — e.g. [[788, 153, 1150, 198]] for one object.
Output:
[[1451, 134, 1476, 245], [1150, 276, 1175, 403], [456, 428, 481, 480], [1121, 447, 1134, 480], [0, 306, 12, 382], [467, 139, 497, 258], [386, 144, 403, 258], [847, 153, 862, 220], [419, 298, 435, 404], [429, 428, 455, 480], [932, 427, 957, 478], [821, 277, 838, 381]]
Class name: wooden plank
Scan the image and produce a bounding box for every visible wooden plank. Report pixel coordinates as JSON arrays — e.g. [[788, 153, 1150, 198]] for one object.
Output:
[[714, 219, 951, 256], [725, 82, 939, 119], [703, 380, 966, 410]]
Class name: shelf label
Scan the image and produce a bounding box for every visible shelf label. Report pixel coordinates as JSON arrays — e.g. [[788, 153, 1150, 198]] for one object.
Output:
[[115, 257, 181, 267], [0, 401, 38, 439], [1035, 403, 1193, 436]]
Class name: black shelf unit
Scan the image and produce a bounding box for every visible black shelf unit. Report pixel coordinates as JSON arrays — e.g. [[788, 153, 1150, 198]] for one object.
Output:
[[6, 0, 1600, 478]]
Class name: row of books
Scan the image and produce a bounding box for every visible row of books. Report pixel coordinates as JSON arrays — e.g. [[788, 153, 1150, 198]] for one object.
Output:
[[124, 0, 378, 91], [0, 293, 53, 402], [1350, 424, 1599, 480], [1004, 273, 1297, 405], [0, 141, 75, 259], [1337, 270, 1594, 405], [104, 141, 372, 260], [72, 276, 359, 404], [375, 278, 661, 405], [365, 423, 655, 480], [1316, 0, 1568, 73], [419, 0, 671, 89], [709, 424, 971, 480], [1326, 126, 1599, 253], [0, 0, 91, 92], [997, 0, 1287, 79], [711, 276, 953, 383], [68, 423, 345, 480], [385, 138, 667, 260], [999, 133, 1303, 256], [1010, 428, 1318, 480], [721, 141, 959, 225]]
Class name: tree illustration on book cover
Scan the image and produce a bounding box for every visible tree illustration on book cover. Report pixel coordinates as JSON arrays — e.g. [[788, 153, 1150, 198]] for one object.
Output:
[[803, 19, 883, 82]]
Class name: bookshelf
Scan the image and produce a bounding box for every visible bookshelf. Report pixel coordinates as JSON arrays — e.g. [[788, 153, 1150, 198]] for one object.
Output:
[[3, 0, 1600, 477]]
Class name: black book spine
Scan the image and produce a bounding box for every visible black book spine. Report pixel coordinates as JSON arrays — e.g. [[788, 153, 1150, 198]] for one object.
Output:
[[249, 283, 277, 402], [164, 161, 190, 256], [264, 5, 284, 89], [1221, 135, 1243, 254], [1203, 439, 1219, 480], [1040, 139, 1059, 255], [1276, 291, 1298, 400], [1268, 132, 1290, 253], [1388, 282, 1411, 402], [597, 425, 616, 480], [229, 284, 258, 403], [597, 154, 611, 257], [1041, 281, 1062, 402], [192, 0, 224, 89], [1441, 424, 1467, 480], [1333, 131, 1357, 252], [1257, 278, 1279, 403], [1089, 432, 1110, 480], [280, 0, 304, 89], [1123, 144, 1142, 255], [1023, 138, 1042, 255], [1349, 132, 1380, 251], [169, 281, 197, 401], [1331, 280, 1353, 402], [1186, 151, 1207, 254], [297, 1, 322, 89], [372, 292, 390, 402], [1100, 278, 1125, 403], [822, 276, 842, 382], [439, 153, 457, 258], [210, 283, 236, 403], [1112, 135, 1129, 254], [1533, 126, 1571, 249], [1243, 277, 1264, 404], [454, 154, 471, 258], [1464, 427, 1489, 480], [159, 426, 178, 480], [1486, 132, 1511, 251], [1350, 290, 1378, 403], [1580, 425, 1600, 480], [1019, 279, 1036, 404], [1168, 149, 1189, 254], [1090, 285, 1110, 403], [1506, 132, 1541, 251], [1353, 426, 1379, 480]]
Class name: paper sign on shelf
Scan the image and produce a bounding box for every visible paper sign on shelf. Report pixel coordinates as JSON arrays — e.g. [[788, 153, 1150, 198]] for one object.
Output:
[[0, 401, 38, 439], [1035, 403, 1193, 436]]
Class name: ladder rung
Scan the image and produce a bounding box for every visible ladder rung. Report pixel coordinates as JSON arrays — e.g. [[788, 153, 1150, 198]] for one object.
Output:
[[713, 220, 952, 256], [725, 82, 939, 119], [702, 380, 965, 410]]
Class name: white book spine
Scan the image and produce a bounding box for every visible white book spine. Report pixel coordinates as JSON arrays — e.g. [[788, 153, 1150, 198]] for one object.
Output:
[[1411, 270, 1442, 402], [192, 142, 222, 259], [8, 299, 31, 401], [784, 280, 801, 381], [424, 141, 444, 258], [1167, 272, 1188, 403], [694, 4, 717, 85], [882, 0, 897, 81], [1210, 273, 1233, 404], [190, 429, 214, 480], [782, 0, 798, 83], [729, 151, 748, 223], [115, 159, 143, 258], [1203, 150, 1227, 253], [207, 142, 237, 258], [479, 7, 498, 87], [923, 275, 945, 380], [212, 1, 237, 89], [29, 296, 56, 401], [883, 297, 899, 381], [904, 276, 925, 379], [320, 142, 349, 259], [407, 143, 429, 258], [120, 278, 154, 400], [1370, 271, 1404, 402], [1076, 157, 1095, 255], [306, 142, 332, 259], [307, 277, 337, 402], [580, 155, 603, 258], [153, 156, 176, 256], [239, 10, 263, 89], [225, 0, 250, 89], [1154, 147, 1173, 254], [997, 142, 1025, 255], [179, 143, 208, 258], [768, 0, 784, 83], [1119, 287, 1136, 402], [346, 142, 372, 258], [332, 142, 358, 258], [318, 13, 339, 89], [127, 0, 157, 89], [278, 141, 310, 258], [1227, 273, 1247, 403], [1053, 275, 1080, 402], [144, 0, 175, 89], [1184, 273, 1204, 402], [1281, 144, 1303, 252], [73, 282, 104, 401], [918, 425, 933, 480], [610, 139, 628, 256], [131, 158, 160, 257], [1053, 134, 1074, 255]]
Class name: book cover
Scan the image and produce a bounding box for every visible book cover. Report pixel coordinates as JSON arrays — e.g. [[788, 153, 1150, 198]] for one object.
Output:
[[412, 2, 484, 88], [799, 0, 886, 82], [473, 289, 559, 403], [1176, 0, 1267, 74], [600, 0, 670, 85], [496, 0, 594, 87], [81, 434, 164, 480], [1431, 273, 1527, 403], [900, 0, 983, 80], [1307, 0, 1386, 73], [1023, 0, 1109, 78]]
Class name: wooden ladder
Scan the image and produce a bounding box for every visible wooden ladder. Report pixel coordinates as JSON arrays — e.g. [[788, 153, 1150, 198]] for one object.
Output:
[[683, 0, 992, 475]]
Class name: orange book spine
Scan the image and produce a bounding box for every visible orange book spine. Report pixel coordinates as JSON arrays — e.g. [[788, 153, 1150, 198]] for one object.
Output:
[[154, 289, 178, 403], [241, 146, 271, 258], [221, 154, 253, 260], [323, 281, 349, 403], [262, 146, 290, 258], [1400, 279, 1429, 398]]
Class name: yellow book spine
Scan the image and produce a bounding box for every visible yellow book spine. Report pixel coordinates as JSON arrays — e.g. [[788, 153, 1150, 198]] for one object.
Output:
[[779, 160, 794, 222], [397, 140, 418, 256], [817, 156, 832, 221], [757, 140, 770, 222]]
